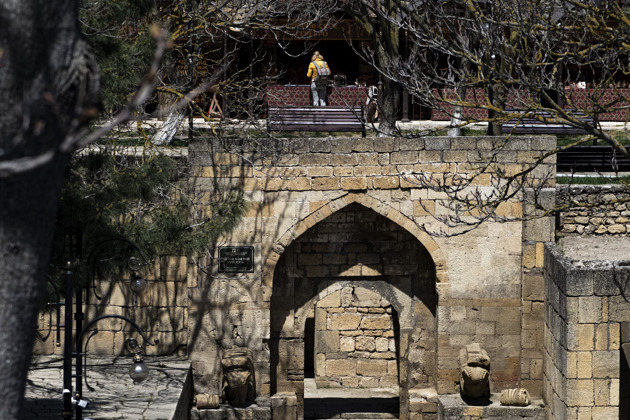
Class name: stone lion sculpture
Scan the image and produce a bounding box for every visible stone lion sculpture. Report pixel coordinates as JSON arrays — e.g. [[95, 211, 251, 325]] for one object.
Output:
[[459, 343, 491, 399], [221, 347, 256, 406]]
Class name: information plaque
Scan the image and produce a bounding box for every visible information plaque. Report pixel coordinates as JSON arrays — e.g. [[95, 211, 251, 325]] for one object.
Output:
[[218, 246, 255, 273]]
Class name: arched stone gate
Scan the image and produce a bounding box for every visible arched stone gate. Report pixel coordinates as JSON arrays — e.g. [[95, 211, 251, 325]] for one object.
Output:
[[268, 201, 439, 418], [187, 135, 556, 419]]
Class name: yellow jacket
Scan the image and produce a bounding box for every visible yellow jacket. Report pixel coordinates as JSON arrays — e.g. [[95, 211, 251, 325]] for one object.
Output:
[[307, 60, 329, 80]]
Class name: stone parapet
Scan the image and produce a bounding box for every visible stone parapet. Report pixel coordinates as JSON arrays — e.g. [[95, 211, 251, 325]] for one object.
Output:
[[557, 185, 630, 236], [544, 243, 627, 420]]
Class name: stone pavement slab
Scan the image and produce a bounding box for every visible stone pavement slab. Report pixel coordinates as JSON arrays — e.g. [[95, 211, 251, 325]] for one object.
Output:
[[20, 356, 191, 420]]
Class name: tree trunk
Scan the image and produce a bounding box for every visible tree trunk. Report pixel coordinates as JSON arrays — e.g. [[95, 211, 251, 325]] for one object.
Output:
[[153, 110, 185, 146], [379, 78, 402, 136], [0, 1, 99, 418], [448, 77, 468, 137]]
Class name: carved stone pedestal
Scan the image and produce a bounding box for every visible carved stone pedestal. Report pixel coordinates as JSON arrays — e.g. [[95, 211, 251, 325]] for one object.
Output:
[[191, 398, 271, 420], [438, 394, 544, 420]]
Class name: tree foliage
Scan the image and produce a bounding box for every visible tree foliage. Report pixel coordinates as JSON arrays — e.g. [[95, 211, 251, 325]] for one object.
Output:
[[79, 0, 156, 112], [50, 146, 246, 278], [359, 0, 630, 146]]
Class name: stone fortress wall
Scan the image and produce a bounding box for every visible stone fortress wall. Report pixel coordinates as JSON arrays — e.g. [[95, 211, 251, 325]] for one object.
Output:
[[186, 135, 556, 419], [33, 133, 630, 419]]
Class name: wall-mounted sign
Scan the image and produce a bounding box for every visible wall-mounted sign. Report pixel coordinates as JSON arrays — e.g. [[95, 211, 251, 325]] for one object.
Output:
[[218, 246, 255, 273]]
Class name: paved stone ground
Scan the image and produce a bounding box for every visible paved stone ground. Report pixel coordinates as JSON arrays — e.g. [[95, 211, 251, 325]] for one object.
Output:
[[20, 356, 191, 420]]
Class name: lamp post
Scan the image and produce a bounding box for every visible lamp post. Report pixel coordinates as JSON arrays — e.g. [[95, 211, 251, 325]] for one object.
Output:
[[51, 236, 156, 420]]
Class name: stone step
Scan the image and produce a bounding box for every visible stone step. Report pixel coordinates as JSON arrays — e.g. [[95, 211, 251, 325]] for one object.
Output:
[[306, 415, 398, 419], [308, 415, 398, 419], [304, 397, 399, 419]]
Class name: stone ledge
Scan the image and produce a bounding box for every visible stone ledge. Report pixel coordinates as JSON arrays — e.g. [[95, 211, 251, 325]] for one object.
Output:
[[438, 393, 545, 419]]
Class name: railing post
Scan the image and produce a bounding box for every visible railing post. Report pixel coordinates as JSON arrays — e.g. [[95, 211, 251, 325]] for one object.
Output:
[[62, 264, 73, 420], [402, 90, 410, 122]]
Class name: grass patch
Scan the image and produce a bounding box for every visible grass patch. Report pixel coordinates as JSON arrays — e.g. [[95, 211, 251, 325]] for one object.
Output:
[[557, 175, 630, 185], [556, 130, 630, 147]]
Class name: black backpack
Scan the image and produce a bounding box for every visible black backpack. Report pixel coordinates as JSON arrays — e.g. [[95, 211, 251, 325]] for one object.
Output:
[[313, 61, 331, 88]]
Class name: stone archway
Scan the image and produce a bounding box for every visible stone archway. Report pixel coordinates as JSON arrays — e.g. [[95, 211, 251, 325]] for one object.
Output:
[[269, 201, 439, 418]]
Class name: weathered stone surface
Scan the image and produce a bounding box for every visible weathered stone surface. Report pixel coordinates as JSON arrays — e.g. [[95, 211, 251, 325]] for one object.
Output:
[[357, 359, 389, 376], [360, 315, 392, 330], [325, 359, 356, 377], [355, 336, 376, 352], [315, 330, 340, 353], [328, 313, 362, 330]]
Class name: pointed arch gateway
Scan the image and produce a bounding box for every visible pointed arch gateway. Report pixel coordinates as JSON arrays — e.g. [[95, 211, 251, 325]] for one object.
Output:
[[266, 193, 445, 418]]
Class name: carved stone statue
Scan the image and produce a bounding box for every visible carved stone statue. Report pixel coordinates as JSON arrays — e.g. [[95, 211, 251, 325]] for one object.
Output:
[[500, 388, 531, 406], [459, 343, 491, 399], [221, 347, 256, 406]]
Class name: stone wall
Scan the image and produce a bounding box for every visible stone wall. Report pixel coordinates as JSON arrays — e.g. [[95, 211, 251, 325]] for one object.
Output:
[[186, 134, 557, 419], [34, 255, 190, 357], [557, 185, 630, 236], [314, 288, 397, 389], [544, 243, 626, 419]]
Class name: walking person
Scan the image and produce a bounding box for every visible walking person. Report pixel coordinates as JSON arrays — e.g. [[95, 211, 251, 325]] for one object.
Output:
[[307, 51, 331, 106]]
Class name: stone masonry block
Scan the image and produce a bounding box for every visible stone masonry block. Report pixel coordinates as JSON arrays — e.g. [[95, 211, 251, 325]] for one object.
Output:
[[312, 177, 340, 191], [360, 315, 392, 330], [391, 151, 419, 164], [317, 291, 341, 308], [357, 359, 388, 376], [594, 378, 611, 406], [328, 313, 361, 330], [566, 379, 594, 407], [523, 272, 544, 301], [566, 268, 594, 296], [567, 324, 594, 351], [355, 336, 376, 352], [576, 352, 592, 379], [523, 216, 554, 242], [326, 359, 356, 377], [372, 176, 400, 189], [315, 330, 340, 353], [592, 350, 619, 379], [340, 336, 355, 352], [595, 324, 609, 351], [578, 296, 602, 324], [425, 138, 451, 150], [340, 177, 368, 190], [608, 296, 630, 322], [593, 267, 619, 296]]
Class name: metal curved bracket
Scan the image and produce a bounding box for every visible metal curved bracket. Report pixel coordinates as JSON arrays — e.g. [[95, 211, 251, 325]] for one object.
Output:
[[42, 274, 62, 346], [85, 237, 150, 302]]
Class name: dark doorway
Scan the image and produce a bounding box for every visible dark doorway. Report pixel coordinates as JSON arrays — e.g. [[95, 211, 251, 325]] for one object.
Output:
[[275, 41, 362, 85]]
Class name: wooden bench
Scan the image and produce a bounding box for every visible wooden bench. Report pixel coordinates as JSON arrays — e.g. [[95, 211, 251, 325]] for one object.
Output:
[[501, 110, 594, 135], [267, 106, 366, 137], [557, 146, 630, 172]]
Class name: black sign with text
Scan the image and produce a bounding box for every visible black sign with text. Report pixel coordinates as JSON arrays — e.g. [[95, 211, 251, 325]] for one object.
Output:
[[218, 246, 254, 273]]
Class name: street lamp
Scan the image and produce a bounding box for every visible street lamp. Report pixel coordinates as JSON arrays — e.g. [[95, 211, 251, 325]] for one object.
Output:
[[126, 336, 150, 383], [70, 312, 155, 419], [86, 237, 151, 302], [46, 236, 157, 420]]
